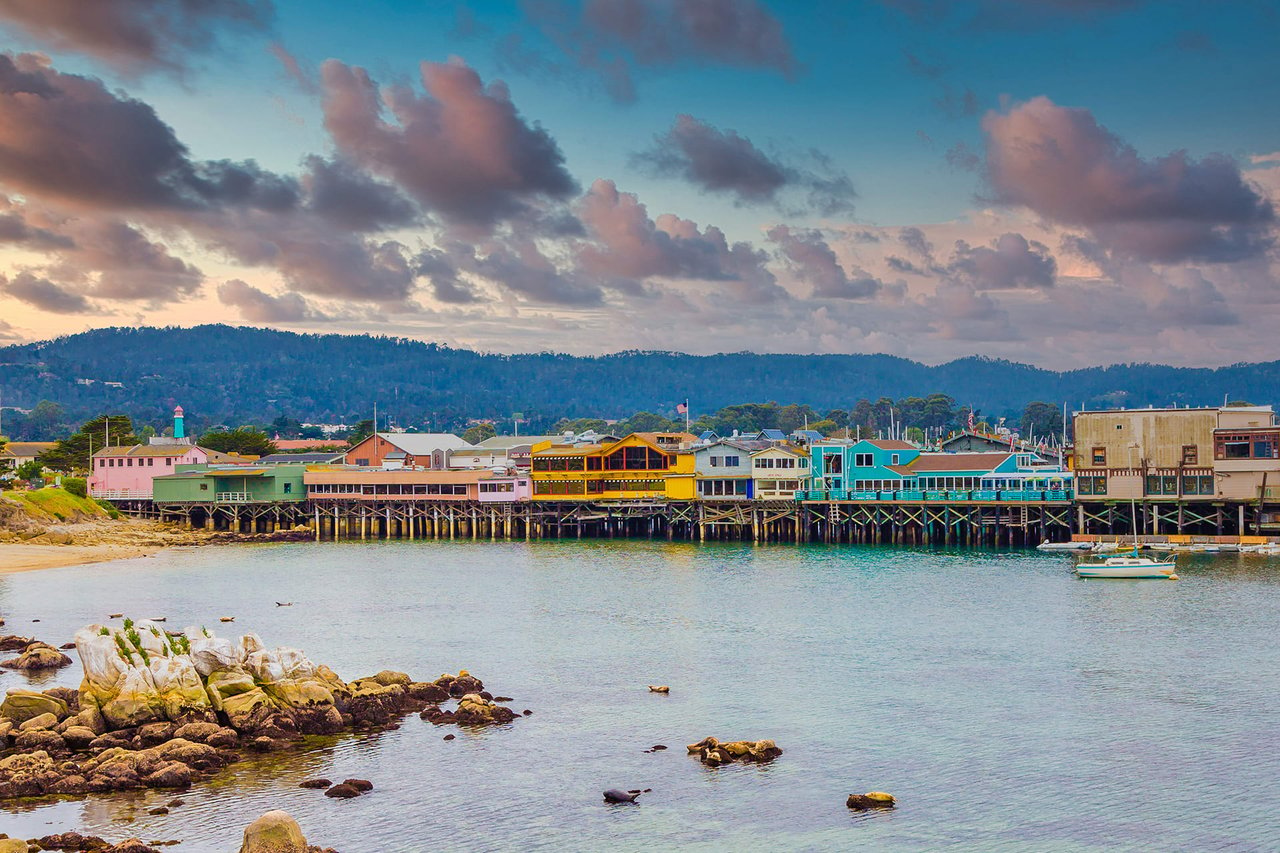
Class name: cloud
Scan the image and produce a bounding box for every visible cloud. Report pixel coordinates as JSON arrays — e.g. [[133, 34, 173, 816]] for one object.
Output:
[[0, 205, 73, 250], [898, 226, 935, 261], [946, 232, 1056, 289], [982, 96, 1275, 262], [633, 114, 856, 215], [217, 278, 329, 322], [300, 155, 418, 232], [472, 240, 604, 306], [518, 0, 796, 103], [768, 225, 883, 299], [0, 0, 274, 76], [320, 58, 577, 230], [57, 219, 204, 301], [0, 270, 91, 313], [945, 141, 980, 171], [269, 41, 315, 93]]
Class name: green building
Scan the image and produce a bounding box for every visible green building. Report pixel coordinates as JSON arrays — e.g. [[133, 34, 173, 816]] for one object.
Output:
[[152, 464, 307, 504]]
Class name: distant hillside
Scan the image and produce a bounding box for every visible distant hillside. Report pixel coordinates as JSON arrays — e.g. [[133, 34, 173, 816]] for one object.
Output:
[[0, 325, 1276, 437]]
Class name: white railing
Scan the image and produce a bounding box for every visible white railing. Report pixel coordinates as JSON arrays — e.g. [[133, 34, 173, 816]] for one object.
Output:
[[215, 492, 252, 503], [92, 489, 152, 500]]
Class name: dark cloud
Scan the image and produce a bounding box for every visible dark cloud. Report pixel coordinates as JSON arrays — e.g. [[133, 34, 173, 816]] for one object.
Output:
[[60, 219, 204, 301], [301, 156, 418, 232], [886, 256, 930, 275], [0, 0, 274, 76], [519, 0, 795, 104], [0, 270, 91, 313], [947, 233, 1057, 289], [473, 240, 603, 306], [899, 226, 935, 261], [934, 86, 979, 118], [768, 225, 882, 299], [217, 278, 328, 322], [320, 58, 577, 230], [576, 179, 782, 301], [415, 245, 483, 305], [0, 54, 303, 214], [983, 96, 1274, 262], [633, 114, 856, 215], [0, 208, 73, 250]]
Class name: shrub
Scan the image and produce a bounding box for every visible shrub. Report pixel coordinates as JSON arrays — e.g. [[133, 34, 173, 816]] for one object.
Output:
[[63, 476, 87, 498]]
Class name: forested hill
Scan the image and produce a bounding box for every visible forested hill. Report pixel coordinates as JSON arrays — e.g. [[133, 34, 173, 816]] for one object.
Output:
[[1, 325, 1277, 436]]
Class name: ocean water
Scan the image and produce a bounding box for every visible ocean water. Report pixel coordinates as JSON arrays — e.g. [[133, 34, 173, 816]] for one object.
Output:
[[1, 541, 1279, 852]]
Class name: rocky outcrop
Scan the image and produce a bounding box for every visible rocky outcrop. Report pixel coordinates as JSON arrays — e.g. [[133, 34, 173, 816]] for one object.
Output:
[[0, 620, 517, 802], [846, 791, 895, 809], [686, 737, 783, 766], [1, 640, 73, 670]]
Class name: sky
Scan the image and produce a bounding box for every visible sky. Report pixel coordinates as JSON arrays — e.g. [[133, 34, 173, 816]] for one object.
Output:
[[0, 0, 1276, 368]]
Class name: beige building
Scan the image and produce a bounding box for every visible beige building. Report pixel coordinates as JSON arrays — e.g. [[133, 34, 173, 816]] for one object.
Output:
[[1074, 406, 1276, 502]]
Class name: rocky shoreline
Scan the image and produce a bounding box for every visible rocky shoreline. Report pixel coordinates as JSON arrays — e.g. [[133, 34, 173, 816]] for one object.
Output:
[[0, 619, 519, 802]]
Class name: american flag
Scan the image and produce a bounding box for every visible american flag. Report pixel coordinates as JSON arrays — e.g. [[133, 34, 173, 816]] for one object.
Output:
[[676, 400, 688, 414]]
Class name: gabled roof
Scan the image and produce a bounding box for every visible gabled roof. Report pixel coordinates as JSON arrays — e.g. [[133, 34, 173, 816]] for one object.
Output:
[[372, 432, 475, 455], [95, 444, 200, 458], [758, 429, 788, 441], [629, 431, 696, 445], [903, 452, 1013, 473], [0, 442, 54, 457], [865, 439, 916, 450], [697, 438, 771, 453], [475, 435, 558, 450], [751, 443, 807, 457], [791, 430, 824, 442]]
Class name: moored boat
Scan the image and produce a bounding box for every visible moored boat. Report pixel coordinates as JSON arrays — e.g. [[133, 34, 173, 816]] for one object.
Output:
[[1075, 550, 1178, 579]]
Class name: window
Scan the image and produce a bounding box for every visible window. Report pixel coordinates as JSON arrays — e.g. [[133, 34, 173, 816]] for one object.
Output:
[[1181, 445, 1198, 465], [825, 453, 843, 474], [1077, 475, 1107, 495], [1215, 432, 1279, 460], [709, 456, 719, 467], [723, 455, 740, 467], [854, 453, 873, 467], [534, 480, 585, 495], [147, 458, 154, 467], [1145, 475, 1178, 495], [1091, 447, 1106, 466], [533, 457, 584, 471], [199, 483, 209, 491], [1181, 475, 1214, 496], [355, 458, 370, 467], [283, 483, 293, 494], [890, 454, 900, 465]]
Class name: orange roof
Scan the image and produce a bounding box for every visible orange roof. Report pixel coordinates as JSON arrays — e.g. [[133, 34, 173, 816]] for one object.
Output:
[[903, 452, 1012, 472]]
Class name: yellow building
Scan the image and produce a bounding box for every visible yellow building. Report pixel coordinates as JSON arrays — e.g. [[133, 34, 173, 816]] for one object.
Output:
[[529, 432, 696, 500]]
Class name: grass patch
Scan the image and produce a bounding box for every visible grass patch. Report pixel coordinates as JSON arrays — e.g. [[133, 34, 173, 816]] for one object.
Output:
[[5, 488, 109, 523]]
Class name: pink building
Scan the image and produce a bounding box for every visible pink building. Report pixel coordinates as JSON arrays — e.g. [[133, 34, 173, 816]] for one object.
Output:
[[90, 444, 211, 499]]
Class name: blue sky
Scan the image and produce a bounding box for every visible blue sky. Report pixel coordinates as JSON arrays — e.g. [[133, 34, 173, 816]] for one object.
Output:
[[0, 0, 1277, 367]]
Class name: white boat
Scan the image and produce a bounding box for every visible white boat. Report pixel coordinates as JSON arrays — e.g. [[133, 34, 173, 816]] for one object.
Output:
[[1076, 550, 1178, 579], [1037, 540, 1091, 551]]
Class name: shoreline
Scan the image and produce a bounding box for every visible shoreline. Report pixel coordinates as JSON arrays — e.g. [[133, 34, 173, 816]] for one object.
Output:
[[0, 542, 166, 573]]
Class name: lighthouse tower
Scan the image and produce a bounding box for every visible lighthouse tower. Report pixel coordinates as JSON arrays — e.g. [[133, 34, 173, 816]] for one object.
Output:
[[174, 405, 186, 440]]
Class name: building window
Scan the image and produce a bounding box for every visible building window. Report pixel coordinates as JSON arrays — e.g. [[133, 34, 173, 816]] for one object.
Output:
[[709, 456, 719, 467], [1181, 445, 1197, 466], [1215, 433, 1280, 460], [283, 483, 293, 494], [1077, 475, 1107, 495], [825, 453, 843, 474], [854, 453, 873, 467], [355, 458, 369, 466], [1091, 447, 1106, 466], [890, 454, 900, 465], [199, 483, 209, 491], [723, 456, 740, 467]]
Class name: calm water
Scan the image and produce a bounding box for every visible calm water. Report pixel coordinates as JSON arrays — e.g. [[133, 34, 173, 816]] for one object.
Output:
[[2, 541, 1279, 852]]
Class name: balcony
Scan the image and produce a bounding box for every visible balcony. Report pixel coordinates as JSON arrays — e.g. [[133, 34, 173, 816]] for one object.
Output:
[[92, 489, 152, 500], [215, 492, 252, 503]]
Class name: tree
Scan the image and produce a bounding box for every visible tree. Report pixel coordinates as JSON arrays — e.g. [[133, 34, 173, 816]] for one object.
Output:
[[616, 411, 678, 434], [346, 419, 374, 446], [24, 400, 67, 439], [299, 425, 326, 439], [462, 423, 497, 444], [16, 459, 43, 481], [808, 418, 839, 436], [1020, 402, 1063, 442], [200, 428, 277, 457], [39, 414, 138, 472], [271, 416, 303, 438]]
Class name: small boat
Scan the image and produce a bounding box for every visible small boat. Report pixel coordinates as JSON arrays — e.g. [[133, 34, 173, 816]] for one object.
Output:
[[1037, 540, 1091, 551], [1076, 549, 1177, 579]]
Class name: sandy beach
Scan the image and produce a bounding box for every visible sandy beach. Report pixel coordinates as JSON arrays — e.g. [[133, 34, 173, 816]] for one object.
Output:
[[0, 543, 160, 573]]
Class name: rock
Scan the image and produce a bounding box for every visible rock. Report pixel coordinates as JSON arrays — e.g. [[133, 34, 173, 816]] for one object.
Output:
[[43, 686, 81, 712], [36, 831, 109, 851], [0, 720, 10, 739], [137, 722, 176, 747], [686, 737, 782, 766], [299, 778, 331, 789], [168, 798, 185, 807], [143, 761, 194, 788], [19, 712, 59, 731], [453, 693, 516, 726], [1, 689, 69, 723], [342, 778, 373, 792], [603, 788, 641, 803], [15, 729, 67, 753], [324, 783, 361, 799], [366, 670, 411, 687], [62, 725, 99, 750], [109, 841, 160, 853], [0, 635, 32, 651], [88, 730, 135, 751], [249, 736, 277, 752], [347, 681, 405, 727], [651, 744, 667, 751], [442, 734, 455, 741], [0, 750, 57, 798], [0, 840, 27, 853], [647, 685, 670, 693], [220, 617, 236, 623], [239, 809, 308, 853], [522, 710, 532, 716], [846, 792, 896, 810], [60, 642, 77, 650], [405, 682, 449, 704], [149, 806, 170, 815], [493, 696, 513, 702]]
